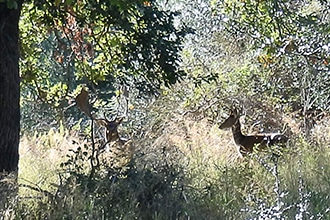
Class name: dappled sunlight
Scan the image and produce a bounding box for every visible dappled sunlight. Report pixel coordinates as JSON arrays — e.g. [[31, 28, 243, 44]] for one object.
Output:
[[3, 0, 328, 218]]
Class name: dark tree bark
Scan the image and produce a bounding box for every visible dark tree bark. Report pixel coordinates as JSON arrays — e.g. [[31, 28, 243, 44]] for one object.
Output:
[[0, 1, 23, 173]]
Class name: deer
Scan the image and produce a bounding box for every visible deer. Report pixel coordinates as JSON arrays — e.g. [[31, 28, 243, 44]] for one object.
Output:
[[74, 87, 134, 165], [95, 115, 134, 159], [219, 108, 288, 156]]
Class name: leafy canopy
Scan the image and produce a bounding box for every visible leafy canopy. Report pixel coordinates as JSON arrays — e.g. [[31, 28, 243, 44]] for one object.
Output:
[[20, 0, 190, 108]]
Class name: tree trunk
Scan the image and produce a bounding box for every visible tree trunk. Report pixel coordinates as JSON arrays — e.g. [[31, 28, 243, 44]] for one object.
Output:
[[0, 1, 22, 173]]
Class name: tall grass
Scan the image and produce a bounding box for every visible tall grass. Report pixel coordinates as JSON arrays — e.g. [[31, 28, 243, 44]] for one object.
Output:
[[13, 115, 330, 219]]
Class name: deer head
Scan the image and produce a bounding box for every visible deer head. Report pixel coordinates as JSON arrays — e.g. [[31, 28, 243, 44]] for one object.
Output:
[[95, 116, 124, 144], [219, 109, 239, 129]]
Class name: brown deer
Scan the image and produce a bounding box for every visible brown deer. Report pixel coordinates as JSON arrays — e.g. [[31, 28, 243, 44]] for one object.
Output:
[[219, 109, 288, 156], [95, 116, 125, 145], [75, 88, 134, 164], [94, 115, 134, 159]]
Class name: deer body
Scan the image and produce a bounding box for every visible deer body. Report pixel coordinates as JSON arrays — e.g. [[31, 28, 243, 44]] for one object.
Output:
[[75, 88, 134, 166], [220, 109, 288, 155]]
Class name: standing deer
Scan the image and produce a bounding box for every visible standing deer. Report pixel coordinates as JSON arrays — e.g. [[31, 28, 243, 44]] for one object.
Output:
[[219, 109, 288, 156], [75, 88, 134, 164]]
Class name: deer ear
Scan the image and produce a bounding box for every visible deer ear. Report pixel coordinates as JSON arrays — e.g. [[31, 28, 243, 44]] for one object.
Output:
[[75, 87, 92, 118], [115, 117, 124, 125], [231, 108, 238, 116]]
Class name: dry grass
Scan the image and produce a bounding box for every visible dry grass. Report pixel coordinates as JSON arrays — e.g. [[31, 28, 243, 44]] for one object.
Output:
[[151, 115, 242, 163], [16, 110, 330, 219], [17, 113, 241, 200], [311, 116, 330, 145], [18, 129, 82, 196]]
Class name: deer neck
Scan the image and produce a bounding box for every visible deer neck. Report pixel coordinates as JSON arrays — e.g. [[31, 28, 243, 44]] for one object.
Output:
[[231, 119, 245, 145]]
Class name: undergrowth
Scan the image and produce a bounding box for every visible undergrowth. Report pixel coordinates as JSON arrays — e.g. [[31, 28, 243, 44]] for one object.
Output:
[[11, 115, 330, 220]]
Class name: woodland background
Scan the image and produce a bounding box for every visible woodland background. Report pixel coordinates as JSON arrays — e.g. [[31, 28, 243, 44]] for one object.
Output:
[[2, 0, 330, 219]]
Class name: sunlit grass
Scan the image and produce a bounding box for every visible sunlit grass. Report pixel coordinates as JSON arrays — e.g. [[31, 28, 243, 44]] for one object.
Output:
[[16, 115, 330, 219], [18, 129, 80, 199]]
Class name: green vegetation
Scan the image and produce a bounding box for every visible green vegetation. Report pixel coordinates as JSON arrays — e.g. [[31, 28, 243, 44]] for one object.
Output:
[[15, 99, 330, 219], [1, 0, 329, 219]]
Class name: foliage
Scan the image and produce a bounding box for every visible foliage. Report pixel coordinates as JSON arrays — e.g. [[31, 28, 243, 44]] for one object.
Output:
[[222, 0, 330, 110], [13, 0, 330, 219], [176, 0, 329, 115], [19, 0, 190, 132], [0, 0, 19, 9], [25, 1, 187, 88], [22, 0, 189, 90]]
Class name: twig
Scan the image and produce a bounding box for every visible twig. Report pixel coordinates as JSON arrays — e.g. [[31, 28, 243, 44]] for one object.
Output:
[[19, 183, 54, 199]]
